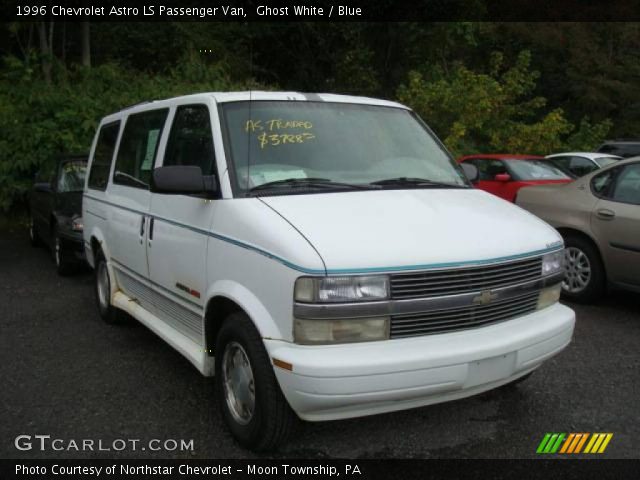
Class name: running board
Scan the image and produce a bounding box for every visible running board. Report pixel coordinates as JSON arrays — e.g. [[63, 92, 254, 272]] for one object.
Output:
[[112, 291, 215, 377]]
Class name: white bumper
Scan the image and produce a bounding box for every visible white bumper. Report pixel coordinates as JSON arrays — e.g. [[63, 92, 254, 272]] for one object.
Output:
[[266, 303, 575, 421]]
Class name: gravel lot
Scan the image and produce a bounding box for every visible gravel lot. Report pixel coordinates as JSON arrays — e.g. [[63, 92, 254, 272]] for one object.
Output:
[[1, 229, 638, 459]]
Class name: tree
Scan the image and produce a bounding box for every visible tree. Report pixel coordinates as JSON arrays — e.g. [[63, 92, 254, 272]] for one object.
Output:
[[397, 50, 612, 156]]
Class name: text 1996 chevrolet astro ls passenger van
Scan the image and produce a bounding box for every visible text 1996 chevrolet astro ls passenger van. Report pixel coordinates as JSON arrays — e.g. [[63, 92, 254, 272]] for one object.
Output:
[[83, 92, 575, 450]]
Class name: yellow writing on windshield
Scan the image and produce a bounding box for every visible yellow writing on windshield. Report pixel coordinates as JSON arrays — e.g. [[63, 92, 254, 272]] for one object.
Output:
[[245, 119, 313, 132], [245, 119, 315, 149], [257, 132, 315, 149]]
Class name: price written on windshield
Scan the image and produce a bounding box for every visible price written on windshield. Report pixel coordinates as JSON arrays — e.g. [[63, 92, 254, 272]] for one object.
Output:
[[245, 119, 316, 149]]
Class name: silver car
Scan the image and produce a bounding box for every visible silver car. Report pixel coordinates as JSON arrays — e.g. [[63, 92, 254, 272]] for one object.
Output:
[[545, 152, 622, 178], [516, 157, 640, 302]]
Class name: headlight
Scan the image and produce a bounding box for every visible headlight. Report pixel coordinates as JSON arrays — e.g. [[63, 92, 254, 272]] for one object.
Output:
[[294, 275, 389, 303], [541, 250, 564, 276], [71, 216, 83, 232], [537, 284, 561, 310], [294, 317, 390, 345]]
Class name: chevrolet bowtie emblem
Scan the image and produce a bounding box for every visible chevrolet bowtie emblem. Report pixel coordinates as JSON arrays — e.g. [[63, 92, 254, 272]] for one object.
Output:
[[473, 290, 498, 305]]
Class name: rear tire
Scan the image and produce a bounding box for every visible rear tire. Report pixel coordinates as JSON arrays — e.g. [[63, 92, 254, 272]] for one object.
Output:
[[94, 250, 122, 324], [29, 215, 43, 247], [561, 234, 605, 304], [215, 312, 297, 451], [53, 226, 74, 276]]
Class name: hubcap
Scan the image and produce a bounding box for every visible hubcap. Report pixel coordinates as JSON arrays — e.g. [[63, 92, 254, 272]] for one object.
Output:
[[563, 247, 591, 293], [222, 341, 255, 425], [97, 262, 110, 310]]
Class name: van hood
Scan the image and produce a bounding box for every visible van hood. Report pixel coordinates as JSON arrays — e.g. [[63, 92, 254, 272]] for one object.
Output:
[[260, 189, 562, 273]]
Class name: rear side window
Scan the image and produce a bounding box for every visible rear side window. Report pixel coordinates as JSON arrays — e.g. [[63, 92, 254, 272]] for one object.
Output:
[[163, 104, 216, 175], [88, 122, 120, 191], [113, 109, 169, 189], [591, 169, 615, 197]]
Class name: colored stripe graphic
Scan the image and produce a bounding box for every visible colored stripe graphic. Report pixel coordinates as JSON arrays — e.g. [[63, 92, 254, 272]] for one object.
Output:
[[537, 433, 613, 454], [573, 433, 589, 453], [559, 433, 575, 453]]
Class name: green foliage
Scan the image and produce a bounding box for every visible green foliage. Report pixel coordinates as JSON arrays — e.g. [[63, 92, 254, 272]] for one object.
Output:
[[0, 56, 252, 211], [2, 22, 634, 212], [397, 51, 611, 157]]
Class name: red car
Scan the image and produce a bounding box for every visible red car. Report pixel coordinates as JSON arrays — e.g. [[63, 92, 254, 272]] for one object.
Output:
[[457, 154, 573, 202]]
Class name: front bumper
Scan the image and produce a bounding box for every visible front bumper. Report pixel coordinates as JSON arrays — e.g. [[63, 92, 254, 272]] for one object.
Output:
[[266, 302, 575, 421]]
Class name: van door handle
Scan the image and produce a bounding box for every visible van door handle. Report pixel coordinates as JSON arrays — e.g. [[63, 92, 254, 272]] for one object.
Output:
[[148, 217, 154, 246], [139, 215, 145, 244], [596, 209, 615, 220]]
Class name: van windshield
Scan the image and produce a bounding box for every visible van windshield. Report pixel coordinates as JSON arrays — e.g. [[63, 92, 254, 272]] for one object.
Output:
[[220, 101, 467, 196]]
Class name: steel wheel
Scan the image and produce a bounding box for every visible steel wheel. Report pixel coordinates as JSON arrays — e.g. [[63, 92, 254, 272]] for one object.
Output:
[[96, 260, 110, 311], [222, 341, 256, 425], [563, 246, 591, 293]]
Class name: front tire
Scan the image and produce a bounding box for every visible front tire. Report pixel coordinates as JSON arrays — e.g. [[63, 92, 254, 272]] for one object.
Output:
[[94, 250, 121, 324], [215, 312, 297, 451], [562, 234, 605, 303]]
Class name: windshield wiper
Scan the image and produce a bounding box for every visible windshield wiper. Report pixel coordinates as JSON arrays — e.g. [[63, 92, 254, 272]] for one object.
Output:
[[249, 177, 378, 193], [369, 177, 468, 189]]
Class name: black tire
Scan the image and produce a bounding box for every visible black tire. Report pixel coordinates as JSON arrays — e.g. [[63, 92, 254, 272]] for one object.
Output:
[[53, 226, 74, 276], [215, 312, 297, 451], [94, 250, 122, 324], [29, 215, 43, 247], [561, 234, 605, 304]]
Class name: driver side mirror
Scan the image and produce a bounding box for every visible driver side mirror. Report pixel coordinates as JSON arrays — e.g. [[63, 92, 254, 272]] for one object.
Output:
[[460, 163, 479, 183], [151, 166, 217, 196], [494, 173, 511, 182]]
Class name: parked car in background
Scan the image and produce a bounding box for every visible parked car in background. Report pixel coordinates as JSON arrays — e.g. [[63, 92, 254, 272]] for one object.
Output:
[[29, 154, 87, 275], [597, 139, 640, 158], [457, 154, 572, 202], [516, 157, 640, 303], [545, 152, 622, 178]]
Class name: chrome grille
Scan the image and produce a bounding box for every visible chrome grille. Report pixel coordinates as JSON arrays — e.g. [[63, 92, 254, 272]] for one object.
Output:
[[390, 257, 542, 299], [390, 292, 539, 338]]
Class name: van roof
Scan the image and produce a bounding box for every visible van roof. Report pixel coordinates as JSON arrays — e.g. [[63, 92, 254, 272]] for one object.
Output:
[[103, 92, 408, 122]]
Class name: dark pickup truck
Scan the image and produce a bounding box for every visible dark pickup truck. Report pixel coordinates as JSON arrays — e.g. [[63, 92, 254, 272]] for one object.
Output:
[[29, 154, 87, 274]]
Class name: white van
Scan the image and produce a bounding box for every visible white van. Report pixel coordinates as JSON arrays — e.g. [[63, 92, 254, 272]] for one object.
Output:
[[83, 92, 575, 450]]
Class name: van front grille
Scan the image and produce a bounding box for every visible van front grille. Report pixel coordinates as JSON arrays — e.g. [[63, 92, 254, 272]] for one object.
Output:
[[390, 291, 539, 338], [390, 257, 542, 299]]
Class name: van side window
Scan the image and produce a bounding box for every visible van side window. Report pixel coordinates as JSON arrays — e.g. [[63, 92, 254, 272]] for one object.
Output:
[[113, 109, 169, 189], [88, 121, 120, 191], [163, 104, 216, 175]]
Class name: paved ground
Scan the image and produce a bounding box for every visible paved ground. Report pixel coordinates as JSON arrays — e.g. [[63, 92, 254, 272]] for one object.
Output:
[[1, 229, 638, 459]]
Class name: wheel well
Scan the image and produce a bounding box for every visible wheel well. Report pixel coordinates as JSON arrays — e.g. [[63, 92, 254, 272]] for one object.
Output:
[[90, 236, 102, 265], [204, 297, 243, 356]]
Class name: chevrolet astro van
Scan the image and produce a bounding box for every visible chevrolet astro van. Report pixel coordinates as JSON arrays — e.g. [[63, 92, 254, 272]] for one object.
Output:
[[83, 92, 575, 450]]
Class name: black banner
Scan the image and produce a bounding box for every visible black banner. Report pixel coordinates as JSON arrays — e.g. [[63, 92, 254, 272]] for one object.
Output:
[[2, 459, 640, 480], [3, 0, 640, 22]]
